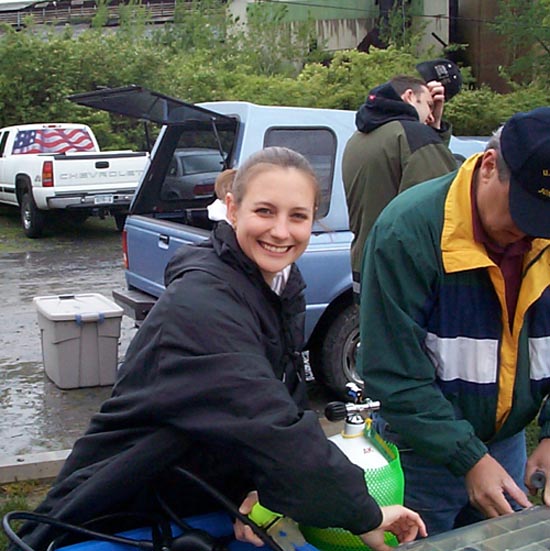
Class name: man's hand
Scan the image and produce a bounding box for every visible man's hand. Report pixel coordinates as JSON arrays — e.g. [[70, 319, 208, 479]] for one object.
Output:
[[359, 505, 427, 551], [526, 438, 550, 506], [465, 454, 532, 517], [233, 490, 264, 547], [426, 80, 445, 129]]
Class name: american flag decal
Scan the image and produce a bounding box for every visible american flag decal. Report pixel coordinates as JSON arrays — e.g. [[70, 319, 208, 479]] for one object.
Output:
[[12, 128, 96, 155]]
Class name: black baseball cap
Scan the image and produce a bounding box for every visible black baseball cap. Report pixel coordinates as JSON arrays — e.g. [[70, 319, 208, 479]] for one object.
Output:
[[416, 58, 462, 100], [501, 107, 550, 238]]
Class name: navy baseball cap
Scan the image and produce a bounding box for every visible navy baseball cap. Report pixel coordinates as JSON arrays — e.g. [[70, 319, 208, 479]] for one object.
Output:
[[501, 107, 550, 238], [416, 58, 462, 100]]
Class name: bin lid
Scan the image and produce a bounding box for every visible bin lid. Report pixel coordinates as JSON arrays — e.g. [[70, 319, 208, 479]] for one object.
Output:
[[33, 293, 124, 321], [400, 505, 550, 550]]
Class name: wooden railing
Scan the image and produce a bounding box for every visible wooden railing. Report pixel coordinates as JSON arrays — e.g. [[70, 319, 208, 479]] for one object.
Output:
[[0, 0, 180, 28]]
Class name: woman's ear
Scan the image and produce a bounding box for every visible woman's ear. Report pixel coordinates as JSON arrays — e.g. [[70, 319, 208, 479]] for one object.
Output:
[[226, 192, 238, 227]]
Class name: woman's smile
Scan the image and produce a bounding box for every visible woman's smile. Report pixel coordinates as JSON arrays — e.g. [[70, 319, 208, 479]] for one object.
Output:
[[259, 241, 293, 254]]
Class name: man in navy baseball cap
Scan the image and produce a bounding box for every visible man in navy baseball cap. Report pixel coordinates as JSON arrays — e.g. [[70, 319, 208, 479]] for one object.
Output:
[[357, 105, 550, 538], [501, 107, 550, 238]]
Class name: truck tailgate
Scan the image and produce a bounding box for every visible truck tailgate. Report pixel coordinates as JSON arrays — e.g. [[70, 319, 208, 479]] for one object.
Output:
[[124, 214, 209, 298], [51, 152, 148, 190]]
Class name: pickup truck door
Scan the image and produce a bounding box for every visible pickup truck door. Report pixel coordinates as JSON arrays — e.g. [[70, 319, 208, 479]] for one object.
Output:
[[0, 130, 11, 203], [68, 85, 239, 213]]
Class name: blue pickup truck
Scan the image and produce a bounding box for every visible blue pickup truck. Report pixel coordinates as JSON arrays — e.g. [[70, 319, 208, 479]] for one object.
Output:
[[71, 85, 488, 398]]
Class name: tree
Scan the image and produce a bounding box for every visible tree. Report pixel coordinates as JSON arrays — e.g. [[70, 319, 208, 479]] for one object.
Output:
[[2, 1, 550, 145], [492, 0, 550, 85]]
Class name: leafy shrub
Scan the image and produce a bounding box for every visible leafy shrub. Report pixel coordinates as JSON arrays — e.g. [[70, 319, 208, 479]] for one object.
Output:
[[1, 5, 550, 148]]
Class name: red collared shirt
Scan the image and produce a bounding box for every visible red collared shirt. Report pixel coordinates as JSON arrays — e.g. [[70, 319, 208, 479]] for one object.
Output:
[[471, 183, 532, 328]]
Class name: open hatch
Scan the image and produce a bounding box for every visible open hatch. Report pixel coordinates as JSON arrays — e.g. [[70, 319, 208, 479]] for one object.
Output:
[[68, 85, 239, 220], [68, 85, 236, 127]]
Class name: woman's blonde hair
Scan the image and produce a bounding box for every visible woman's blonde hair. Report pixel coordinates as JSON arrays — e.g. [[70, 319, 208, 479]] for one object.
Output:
[[231, 147, 320, 216]]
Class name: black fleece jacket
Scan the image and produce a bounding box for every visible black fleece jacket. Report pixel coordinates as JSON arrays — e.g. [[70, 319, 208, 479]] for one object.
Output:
[[16, 222, 382, 551]]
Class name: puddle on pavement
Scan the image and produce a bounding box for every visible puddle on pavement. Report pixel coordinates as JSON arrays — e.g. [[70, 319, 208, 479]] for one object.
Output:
[[0, 221, 137, 457], [0, 361, 113, 455]]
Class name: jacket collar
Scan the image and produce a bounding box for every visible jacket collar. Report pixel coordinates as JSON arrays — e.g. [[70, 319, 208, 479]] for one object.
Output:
[[212, 222, 306, 302], [442, 154, 550, 274], [355, 81, 419, 133]]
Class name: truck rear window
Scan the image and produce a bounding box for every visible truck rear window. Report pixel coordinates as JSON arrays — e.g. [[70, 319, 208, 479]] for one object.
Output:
[[264, 127, 336, 218], [12, 128, 97, 155]]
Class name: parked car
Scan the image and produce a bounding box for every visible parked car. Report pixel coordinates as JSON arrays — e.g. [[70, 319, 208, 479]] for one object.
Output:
[[162, 148, 225, 201]]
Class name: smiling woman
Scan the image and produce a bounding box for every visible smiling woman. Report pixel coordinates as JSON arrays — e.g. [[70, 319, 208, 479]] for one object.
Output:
[[14, 147, 426, 551]]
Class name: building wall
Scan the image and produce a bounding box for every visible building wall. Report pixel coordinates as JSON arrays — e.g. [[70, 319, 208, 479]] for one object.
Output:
[[414, 0, 449, 55], [228, 0, 374, 52], [457, 0, 510, 92], [229, 0, 372, 21], [317, 17, 371, 51]]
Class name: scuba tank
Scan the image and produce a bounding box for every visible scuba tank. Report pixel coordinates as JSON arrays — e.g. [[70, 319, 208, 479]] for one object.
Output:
[[299, 383, 405, 551], [250, 384, 404, 551], [325, 393, 392, 470]]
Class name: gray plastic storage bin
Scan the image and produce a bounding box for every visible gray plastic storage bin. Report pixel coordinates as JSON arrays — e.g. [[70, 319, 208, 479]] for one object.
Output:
[[34, 293, 124, 389]]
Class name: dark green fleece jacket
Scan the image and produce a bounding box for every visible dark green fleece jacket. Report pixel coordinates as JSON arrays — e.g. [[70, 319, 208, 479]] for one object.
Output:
[[342, 81, 458, 293]]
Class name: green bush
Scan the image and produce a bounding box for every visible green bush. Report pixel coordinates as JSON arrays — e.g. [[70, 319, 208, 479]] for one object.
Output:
[[1, 5, 550, 149], [445, 83, 550, 135]]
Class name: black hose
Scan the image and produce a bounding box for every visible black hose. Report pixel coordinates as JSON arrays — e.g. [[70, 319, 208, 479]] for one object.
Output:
[[171, 467, 286, 551], [2, 511, 155, 551]]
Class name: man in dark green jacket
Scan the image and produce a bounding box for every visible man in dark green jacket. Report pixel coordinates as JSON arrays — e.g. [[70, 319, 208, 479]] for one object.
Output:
[[343, 74, 457, 299], [360, 107, 550, 536]]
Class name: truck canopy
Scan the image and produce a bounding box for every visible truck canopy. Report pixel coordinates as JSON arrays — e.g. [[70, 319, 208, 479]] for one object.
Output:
[[67, 85, 236, 127], [68, 86, 239, 216]]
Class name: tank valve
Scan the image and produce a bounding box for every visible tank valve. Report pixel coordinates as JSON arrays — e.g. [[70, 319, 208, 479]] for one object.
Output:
[[325, 383, 380, 422]]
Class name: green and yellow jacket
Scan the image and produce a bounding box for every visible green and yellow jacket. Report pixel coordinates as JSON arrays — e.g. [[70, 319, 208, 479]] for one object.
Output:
[[360, 154, 550, 476]]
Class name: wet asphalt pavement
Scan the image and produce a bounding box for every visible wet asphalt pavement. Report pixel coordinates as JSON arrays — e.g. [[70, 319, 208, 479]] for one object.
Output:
[[0, 208, 336, 458], [0, 209, 137, 457]]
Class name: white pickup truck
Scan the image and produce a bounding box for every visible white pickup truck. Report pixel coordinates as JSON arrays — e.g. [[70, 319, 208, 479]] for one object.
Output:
[[0, 122, 149, 237]]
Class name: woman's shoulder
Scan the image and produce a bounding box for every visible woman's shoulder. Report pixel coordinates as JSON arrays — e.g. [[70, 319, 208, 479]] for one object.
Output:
[[164, 241, 219, 286]]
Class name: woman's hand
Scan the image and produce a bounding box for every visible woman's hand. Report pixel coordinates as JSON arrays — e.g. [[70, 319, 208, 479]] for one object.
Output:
[[360, 505, 427, 551], [233, 491, 264, 547]]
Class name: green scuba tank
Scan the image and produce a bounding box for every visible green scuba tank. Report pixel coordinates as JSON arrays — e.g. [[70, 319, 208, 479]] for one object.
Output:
[[299, 385, 404, 551]]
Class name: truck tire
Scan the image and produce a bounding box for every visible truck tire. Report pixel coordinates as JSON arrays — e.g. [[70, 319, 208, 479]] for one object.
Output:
[[114, 213, 126, 232], [20, 192, 45, 238], [309, 304, 363, 399]]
